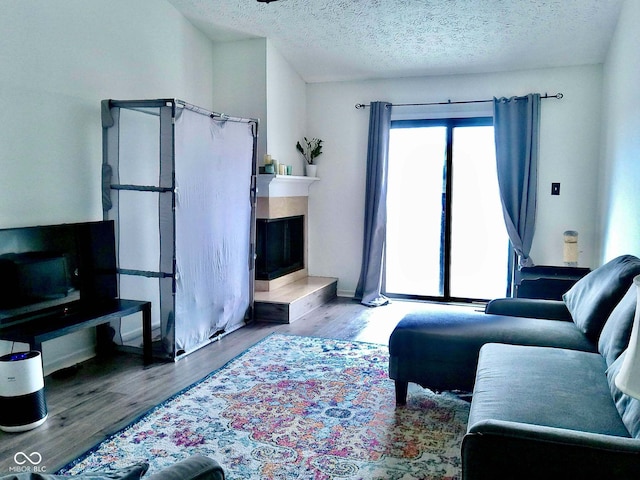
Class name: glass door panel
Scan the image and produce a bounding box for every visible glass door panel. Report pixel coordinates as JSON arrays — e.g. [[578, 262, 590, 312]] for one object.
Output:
[[386, 127, 446, 296], [450, 126, 509, 299]]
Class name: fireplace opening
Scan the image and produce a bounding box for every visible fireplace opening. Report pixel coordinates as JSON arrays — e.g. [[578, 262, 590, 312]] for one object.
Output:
[[256, 215, 304, 281]]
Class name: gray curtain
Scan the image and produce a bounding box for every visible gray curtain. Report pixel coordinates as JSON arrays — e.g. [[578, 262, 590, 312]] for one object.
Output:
[[354, 101, 392, 307], [493, 93, 541, 268]]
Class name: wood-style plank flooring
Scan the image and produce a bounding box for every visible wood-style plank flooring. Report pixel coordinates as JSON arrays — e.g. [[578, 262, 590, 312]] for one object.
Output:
[[0, 297, 424, 473]]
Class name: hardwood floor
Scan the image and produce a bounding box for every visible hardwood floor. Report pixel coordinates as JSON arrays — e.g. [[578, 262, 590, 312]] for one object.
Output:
[[0, 297, 423, 473]]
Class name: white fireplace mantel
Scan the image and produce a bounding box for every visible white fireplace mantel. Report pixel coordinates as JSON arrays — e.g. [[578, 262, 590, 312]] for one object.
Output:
[[256, 174, 318, 198]]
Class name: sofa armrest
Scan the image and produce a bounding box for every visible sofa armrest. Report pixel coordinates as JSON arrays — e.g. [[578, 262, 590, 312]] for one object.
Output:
[[485, 298, 572, 321], [463, 419, 640, 479], [145, 456, 224, 480]]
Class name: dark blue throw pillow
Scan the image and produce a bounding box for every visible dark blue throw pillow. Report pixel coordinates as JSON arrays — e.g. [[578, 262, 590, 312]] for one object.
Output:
[[563, 255, 640, 341], [598, 284, 637, 367]]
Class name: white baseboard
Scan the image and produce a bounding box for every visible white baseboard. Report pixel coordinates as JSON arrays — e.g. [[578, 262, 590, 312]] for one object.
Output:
[[42, 344, 96, 377], [337, 289, 356, 298]]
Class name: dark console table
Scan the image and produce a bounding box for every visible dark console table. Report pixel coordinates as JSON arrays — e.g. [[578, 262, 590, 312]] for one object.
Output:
[[0, 299, 152, 364], [515, 266, 591, 300]]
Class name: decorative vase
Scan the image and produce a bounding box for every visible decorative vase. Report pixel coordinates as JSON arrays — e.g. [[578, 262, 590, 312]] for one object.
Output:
[[305, 164, 318, 177]]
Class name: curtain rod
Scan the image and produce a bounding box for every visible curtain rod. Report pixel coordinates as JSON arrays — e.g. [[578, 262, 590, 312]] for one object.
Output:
[[354, 92, 563, 109]]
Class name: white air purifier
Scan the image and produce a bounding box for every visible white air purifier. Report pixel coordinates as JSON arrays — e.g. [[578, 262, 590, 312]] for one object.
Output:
[[0, 351, 48, 432]]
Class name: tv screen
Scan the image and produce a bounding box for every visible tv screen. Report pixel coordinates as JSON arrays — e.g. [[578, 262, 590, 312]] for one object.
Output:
[[0, 252, 72, 307], [0, 221, 117, 327]]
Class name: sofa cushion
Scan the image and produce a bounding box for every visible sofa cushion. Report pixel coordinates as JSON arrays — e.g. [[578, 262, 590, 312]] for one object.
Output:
[[145, 456, 224, 480], [563, 255, 640, 341], [469, 343, 630, 437], [485, 297, 572, 320], [598, 284, 637, 367], [1, 463, 148, 480], [606, 350, 640, 439]]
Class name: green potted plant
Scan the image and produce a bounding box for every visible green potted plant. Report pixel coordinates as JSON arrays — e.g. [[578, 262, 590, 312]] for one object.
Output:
[[296, 137, 323, 177]]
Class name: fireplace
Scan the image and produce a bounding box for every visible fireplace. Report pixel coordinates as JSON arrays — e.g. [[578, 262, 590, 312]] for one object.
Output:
[[253, 175, 336, 323], [256, 215, 304, 281]]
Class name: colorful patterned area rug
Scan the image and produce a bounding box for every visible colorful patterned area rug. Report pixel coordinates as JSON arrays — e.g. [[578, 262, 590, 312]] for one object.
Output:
[[60, 334, 469, 479]]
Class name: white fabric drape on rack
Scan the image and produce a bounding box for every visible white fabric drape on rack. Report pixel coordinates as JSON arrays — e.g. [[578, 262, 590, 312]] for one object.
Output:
[[173, 108, 254, 352]]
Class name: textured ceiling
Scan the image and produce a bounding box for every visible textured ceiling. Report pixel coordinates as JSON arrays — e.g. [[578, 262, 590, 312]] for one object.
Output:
[[167, 0, 623, 83]]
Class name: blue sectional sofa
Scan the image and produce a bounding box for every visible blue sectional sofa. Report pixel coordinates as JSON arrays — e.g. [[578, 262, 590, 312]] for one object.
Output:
[[389, 255, 640, 478]]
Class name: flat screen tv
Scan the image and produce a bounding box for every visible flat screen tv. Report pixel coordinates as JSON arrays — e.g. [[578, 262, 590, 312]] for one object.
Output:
[[0, 221, 117, 328]]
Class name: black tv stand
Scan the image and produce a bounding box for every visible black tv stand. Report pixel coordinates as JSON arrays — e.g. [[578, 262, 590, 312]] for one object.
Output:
[[0, 299, 152, 364]]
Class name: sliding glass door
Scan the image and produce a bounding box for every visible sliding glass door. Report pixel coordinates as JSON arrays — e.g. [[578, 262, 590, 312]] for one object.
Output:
[[385, 118, 509, 301]]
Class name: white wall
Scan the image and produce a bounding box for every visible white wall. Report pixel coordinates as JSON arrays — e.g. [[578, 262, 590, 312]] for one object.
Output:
[[266, 41, 307, 175], [211, 39, 307, 173], [0, 0, 216, 374], [212, 38, 267, 161], [598, 0, 640, 261], [306, 65, 603, 296]]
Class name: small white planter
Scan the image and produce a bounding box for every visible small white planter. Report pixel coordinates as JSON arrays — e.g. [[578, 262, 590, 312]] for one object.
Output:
[[305, 164, 318, 177]]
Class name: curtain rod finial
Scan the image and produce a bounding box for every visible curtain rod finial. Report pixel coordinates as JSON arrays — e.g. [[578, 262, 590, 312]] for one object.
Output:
[[355, 103, 367, 109]]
